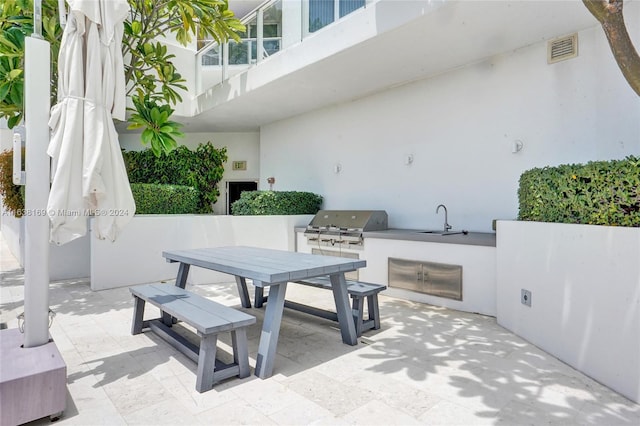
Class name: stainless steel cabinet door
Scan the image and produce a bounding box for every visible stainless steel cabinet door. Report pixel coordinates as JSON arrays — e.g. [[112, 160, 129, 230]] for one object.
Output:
[[421, 260, 462, 301], [388, 258, 462, 301], [388, 258, 421, 292]]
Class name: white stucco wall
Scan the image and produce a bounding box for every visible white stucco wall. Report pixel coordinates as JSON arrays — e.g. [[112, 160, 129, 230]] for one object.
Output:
[[259, 22, 640, 232]]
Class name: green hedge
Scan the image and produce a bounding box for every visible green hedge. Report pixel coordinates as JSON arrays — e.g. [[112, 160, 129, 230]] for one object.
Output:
[[518, 156, 640, 226], [231, 191, 323, 215], [131, 183, 199, 214], [123, 142, 227, 213], [0, 148, 24, 217]]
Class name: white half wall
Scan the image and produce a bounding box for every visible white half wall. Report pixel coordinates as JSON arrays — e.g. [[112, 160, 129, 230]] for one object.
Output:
[[0, 214, 89, 280], [496, 220, 640, 404], [259, 21, 640, 232], [90, 214, 312, 290]]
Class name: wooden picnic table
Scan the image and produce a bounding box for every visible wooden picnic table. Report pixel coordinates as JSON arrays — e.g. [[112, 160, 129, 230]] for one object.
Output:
[[162, 246, 367, 379]]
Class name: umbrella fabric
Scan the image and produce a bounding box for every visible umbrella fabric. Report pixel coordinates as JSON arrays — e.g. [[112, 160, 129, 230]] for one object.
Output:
[[47, 0, 135, 245]]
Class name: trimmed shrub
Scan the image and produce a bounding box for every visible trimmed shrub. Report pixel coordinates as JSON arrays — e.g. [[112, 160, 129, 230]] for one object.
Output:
[[0, 149, 24, 217], [123, 142, 227, 213], [231, 191, 323, 215], [131, 183, 199, 214], [518, 156, 640, 226]]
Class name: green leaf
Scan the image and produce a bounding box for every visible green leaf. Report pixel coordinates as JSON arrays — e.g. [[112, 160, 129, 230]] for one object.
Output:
[[131, 21, 142, 35], [9, 82, 22, 105], [141, 128, 154, 145], [7, 113, 21, 128], [150, 107, 160, 124], [142, 43, 153, 55], [0, 83, 10, 102], [7, 69, 21, 80], [126, 122, 144, 130]]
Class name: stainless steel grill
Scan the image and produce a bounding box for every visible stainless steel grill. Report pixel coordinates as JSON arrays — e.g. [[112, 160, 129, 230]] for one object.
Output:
[[304, 210, 388, 250]]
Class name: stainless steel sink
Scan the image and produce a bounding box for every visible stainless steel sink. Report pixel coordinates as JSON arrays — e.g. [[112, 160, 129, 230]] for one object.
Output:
[[417, 230, 468, 236]]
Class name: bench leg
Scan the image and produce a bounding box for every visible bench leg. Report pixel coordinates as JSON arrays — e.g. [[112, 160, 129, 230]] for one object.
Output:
[[231, 328, 251, 378], [351, 296, 365, 337], [235, 276, 252, 308], [131, 296, 145, 335], [196, 333, 218, 393], [367, 294, 381, 330]]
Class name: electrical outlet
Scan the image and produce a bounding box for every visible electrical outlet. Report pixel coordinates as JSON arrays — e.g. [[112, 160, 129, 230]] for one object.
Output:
[[521, 289, 532, 307]]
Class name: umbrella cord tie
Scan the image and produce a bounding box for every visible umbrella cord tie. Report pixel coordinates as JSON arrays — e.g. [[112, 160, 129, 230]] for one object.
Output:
[[59, 94, 106, 109], [17, 309, 56, 333]]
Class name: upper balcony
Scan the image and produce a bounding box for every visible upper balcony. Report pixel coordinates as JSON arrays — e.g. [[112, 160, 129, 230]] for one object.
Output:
[[168, 0, 598, 132]]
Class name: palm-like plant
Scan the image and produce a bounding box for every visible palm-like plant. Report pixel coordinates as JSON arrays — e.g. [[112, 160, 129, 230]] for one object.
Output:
[[0, 0, 245, 155]]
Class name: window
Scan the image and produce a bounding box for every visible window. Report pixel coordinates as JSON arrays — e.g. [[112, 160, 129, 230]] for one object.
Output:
[[309, 0, 365, 33], [309, 0, 334, 33], [340, 0, 365, 18], [201, 45, 221, 66], [228, 17, 256, 65], [262, 1, 282, 58]]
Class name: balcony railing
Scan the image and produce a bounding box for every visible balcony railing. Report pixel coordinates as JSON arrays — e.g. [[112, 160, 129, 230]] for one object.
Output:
[[195, 0, 369, 93]]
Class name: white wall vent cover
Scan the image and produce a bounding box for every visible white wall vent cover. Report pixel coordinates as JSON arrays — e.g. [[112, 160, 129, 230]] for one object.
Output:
[[548, 33, 578, 64]]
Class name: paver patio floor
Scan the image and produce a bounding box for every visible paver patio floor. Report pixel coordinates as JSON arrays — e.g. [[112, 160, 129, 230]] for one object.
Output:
[[1, 232, 639, 425]]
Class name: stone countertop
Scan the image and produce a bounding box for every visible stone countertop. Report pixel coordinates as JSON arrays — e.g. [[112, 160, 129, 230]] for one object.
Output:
[[295, 227, 496, 247], [364, 229, 496, 247]]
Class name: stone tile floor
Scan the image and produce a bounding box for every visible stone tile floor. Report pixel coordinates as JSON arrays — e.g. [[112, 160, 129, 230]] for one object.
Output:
[[1, 233, 639, 425]]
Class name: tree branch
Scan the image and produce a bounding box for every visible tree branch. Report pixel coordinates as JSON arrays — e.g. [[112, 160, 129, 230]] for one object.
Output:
[[583, 0, 640, 96]]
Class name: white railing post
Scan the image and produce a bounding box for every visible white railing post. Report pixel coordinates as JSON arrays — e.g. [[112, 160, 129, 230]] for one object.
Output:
[[302, 0, 309, 39], [257, 7, 264, 63], [195, 51, 202, 94], [223, 43, 229, 81]]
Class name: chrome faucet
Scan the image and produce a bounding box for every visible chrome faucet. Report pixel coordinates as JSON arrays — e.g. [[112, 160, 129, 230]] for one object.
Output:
[[436, 204, 452, 232]]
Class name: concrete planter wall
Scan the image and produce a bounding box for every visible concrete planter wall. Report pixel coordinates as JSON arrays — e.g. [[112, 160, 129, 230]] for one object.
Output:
[[496, 220, 640, 404], [90, 214, 313, 290]]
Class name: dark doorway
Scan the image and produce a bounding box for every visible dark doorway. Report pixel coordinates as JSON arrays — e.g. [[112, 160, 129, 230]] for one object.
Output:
[[227, 181, 258, 214]]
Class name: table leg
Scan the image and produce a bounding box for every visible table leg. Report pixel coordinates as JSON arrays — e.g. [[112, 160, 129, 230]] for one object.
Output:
[[131, 296, 145, 335], [254, 286, 265, 308], [169, 262, 191, 324], [255, 281, 287, 379], [329, 273, 358, 346], [234, 276, 252, 308]]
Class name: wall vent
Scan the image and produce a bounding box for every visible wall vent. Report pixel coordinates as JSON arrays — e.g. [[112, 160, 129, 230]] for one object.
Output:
[[548, 33, 578, 64]]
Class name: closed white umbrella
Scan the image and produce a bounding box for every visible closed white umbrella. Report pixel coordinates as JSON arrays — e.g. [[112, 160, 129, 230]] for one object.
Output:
[[47, 0, 134, 245]]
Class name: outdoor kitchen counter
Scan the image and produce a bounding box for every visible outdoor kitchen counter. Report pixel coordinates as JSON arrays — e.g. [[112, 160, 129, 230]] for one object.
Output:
[[364, 229, 496, 247], [294, 227, 496, 247]]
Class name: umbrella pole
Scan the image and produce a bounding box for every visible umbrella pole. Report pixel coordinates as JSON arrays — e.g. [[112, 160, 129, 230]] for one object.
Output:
[[22, 35, 51, 348], [0, 28, 64, 426]]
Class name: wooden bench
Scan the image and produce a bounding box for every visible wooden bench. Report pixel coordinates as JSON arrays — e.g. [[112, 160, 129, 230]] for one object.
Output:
[[254, 276, 385, 337], [130, 283, 256, 393]]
